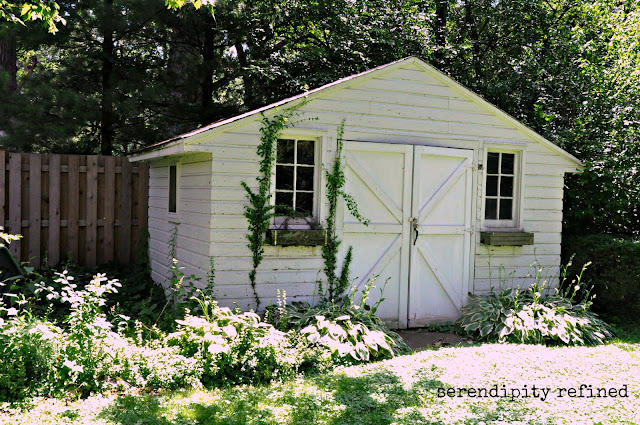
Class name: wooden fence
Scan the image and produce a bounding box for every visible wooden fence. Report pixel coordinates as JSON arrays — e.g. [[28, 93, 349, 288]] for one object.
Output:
[[0, 151, 149, 268]]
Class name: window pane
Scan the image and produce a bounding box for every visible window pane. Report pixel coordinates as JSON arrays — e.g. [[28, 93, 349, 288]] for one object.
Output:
[[297, 140, 315, 165], [487, 153, 500, 174], [275, 192, 293, 215], [277, 139, 295, 163], [485, 198, 497, 220], [169, 165, 177, 213], [296, 166, 314, 191], [499, 199, 513, 219], [486, 176, 498, 196], [500, 176, 514, 197], [275, 165, 294, 190], [501, 153, 515, 174], [296, 192, 313, 214]]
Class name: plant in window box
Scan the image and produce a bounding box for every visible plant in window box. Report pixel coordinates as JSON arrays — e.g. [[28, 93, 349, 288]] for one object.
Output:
[[268, 206, 326, 247]]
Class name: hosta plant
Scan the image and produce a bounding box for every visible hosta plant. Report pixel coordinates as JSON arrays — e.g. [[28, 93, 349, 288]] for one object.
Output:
[[457, 262, 612, 346], [274, 278, 410, 364], [167, 293, 301, 387]]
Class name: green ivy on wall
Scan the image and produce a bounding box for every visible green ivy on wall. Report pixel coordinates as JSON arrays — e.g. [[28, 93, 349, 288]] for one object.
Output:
[[322, 120, 369, 302], [242, 107, 303, 309]]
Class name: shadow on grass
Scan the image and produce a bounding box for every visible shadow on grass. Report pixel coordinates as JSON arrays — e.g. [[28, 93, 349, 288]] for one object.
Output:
[[609, 318, 640, 345], [98, 362, 552, 425]]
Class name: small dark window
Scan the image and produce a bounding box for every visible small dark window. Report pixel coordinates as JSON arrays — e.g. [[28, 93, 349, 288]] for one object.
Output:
[[275, 139, 315, 216], [169, 165, 177, 213], [485, 152, 515, 221]]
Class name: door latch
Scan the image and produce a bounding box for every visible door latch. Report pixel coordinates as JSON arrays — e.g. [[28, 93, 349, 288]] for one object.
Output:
[[411, 217, 419, 245]]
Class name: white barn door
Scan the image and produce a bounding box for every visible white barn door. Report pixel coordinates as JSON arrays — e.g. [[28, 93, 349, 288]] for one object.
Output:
[[342, 142, 473, 328], [408, 146, 473, 327], [342, 142, 412, 329]]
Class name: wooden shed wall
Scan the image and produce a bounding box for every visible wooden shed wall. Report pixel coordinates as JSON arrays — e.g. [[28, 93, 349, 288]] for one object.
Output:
[[148, 154, 213, 288]]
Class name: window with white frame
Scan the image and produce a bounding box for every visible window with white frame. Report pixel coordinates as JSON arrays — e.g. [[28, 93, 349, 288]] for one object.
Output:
[[484, 151, 518, 227], [274, 138, 317, 218]]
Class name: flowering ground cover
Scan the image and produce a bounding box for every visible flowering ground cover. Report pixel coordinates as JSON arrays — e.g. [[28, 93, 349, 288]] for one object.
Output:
[[3, 326, 638, 425]]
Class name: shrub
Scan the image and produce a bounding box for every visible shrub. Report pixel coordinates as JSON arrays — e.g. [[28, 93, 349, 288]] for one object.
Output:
[[273, 279, 410, 365], [34, 271, 125, 396], [563, 234, 640, 320], [457, 263, 612, 346], [0, 313, 61, 401], [167, 294, 301, 387]]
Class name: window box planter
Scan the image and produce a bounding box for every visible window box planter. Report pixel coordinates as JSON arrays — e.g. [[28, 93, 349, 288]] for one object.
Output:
[[480, 231, 534, 246], [268, 229, 327, 246]]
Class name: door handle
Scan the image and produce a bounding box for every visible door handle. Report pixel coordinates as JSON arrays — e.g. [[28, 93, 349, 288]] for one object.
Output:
[[411, 217, 419, 245]]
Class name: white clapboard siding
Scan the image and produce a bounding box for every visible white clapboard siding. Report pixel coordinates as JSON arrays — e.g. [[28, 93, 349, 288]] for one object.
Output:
[[140, 60, 577, 317], [147, 157, 213, 287]]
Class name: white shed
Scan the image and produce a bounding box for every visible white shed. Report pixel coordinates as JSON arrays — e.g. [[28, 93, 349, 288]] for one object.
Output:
[[129, 57, 581, 328]]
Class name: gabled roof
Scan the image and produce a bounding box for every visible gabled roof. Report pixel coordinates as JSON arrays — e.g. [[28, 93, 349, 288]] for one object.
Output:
[[130, 56, 582, 167]]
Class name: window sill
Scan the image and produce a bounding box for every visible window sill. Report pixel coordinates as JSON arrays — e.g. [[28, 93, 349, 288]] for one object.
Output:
[[480, 231, 534, 246], [268, 229, 327, 247]]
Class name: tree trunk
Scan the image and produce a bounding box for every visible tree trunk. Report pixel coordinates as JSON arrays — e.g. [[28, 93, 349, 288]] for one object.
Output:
[[100, 0, 115, 155], [0, 30, 17, 91], [434, 0, 448, 68]]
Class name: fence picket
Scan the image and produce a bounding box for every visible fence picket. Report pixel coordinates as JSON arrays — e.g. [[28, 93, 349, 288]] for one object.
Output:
[[67, 156, 80, 261], [48, 155, 61, 266], [28, 154, 42, 268], [8, 153, 21, 258], [0, 151, 4, 234], [103, 156, 116, 263], [85, 156, 98, 266], [119, 158, 132, 263]]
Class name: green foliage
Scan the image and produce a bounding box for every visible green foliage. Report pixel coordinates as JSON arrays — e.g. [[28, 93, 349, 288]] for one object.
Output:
[[167, 294, 301, 387], [457, 263, 612, 346], [242, 108, 300, 308], [564, 234, 640, 320], [0, 0, 64, 33], [275, 279, 409, 365], [35, 271, 124, 396], [0, 313, 61, 401], [0, 228, 22, 246], [322, 120, 368, 301]]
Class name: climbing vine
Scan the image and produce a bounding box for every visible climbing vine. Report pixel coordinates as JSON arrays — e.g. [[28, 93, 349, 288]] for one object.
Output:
[[242, 107, 302, 308], [322, 120, 369, 302]]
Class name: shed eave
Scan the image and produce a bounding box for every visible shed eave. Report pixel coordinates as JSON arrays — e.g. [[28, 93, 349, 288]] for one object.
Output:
[[128, 141, 189, 162]]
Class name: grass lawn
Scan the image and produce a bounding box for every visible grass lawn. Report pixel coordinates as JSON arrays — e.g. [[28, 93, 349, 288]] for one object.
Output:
[[2, 326, 639, 425]]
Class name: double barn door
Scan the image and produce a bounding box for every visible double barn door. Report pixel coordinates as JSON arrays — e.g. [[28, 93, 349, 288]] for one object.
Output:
[[342, 142, 473, 328]]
